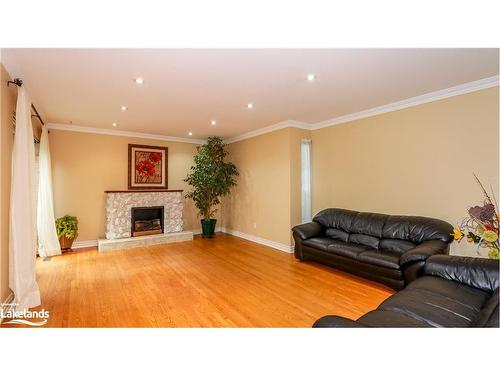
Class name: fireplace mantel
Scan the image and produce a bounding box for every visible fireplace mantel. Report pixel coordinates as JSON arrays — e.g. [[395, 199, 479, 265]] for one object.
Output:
[[105, 189, 183, 193]]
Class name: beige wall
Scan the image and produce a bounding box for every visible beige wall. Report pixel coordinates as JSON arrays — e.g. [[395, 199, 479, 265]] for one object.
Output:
[[0, 63, 16, 302], [222, 88, 498, 255], [222, 126, 311, 247], [312, 87, 499, 256], [50, 130, 203, 242], [222, 128, 292, 246]]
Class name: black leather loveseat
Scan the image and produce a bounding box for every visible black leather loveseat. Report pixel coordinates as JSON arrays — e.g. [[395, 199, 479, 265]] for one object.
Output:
[[313, 255, 499, 327], [292, 208, 453, 290]]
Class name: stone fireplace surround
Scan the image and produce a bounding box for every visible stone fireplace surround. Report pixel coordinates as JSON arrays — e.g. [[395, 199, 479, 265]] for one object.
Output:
[[98, 190, 193, 252]]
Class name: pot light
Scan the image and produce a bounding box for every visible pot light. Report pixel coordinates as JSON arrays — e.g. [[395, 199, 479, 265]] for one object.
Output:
[[135, 77, 144, 84], [307, 74, 316, 81], [188, 131, 193, 136], [112, 123, 117, 127], [210, 120, 217, 126], [247, 103, 254, 109], [121, 106, 128, 111]]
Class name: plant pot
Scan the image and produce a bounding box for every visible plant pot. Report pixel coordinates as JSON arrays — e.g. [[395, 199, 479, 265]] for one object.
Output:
[[59, 236, 75, 251], [201, 219, 217, 238]]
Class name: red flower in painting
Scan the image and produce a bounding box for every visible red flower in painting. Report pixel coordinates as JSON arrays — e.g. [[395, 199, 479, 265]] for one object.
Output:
[[149, 152, 162, 163], [136, 160, 156, 176]]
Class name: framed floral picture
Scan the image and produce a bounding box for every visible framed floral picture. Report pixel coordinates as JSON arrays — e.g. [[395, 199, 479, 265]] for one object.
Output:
[[128, 144, 168, 189]]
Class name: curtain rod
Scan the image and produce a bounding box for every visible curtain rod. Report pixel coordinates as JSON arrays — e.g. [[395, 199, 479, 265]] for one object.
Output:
[[7, 78, 45, 126]]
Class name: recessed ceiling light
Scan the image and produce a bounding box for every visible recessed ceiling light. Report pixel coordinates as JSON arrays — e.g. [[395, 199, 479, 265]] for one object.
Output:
[[307, 74, 316, 81], [210, 120, 217, 126], [188, 131, 193, 136], [121, 106, 128, 111], [135, 77, 144, 84], [247, 103, 254, 109], [112, 123, 117, 127]]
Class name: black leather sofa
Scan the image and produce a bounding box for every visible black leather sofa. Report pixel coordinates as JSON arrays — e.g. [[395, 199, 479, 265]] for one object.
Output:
[[292, 208, 453, 290], [313, 255, 499, 327]]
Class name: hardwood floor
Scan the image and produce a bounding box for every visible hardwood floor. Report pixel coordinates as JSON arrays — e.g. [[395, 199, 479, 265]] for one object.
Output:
[[14, 234, 393, 327]]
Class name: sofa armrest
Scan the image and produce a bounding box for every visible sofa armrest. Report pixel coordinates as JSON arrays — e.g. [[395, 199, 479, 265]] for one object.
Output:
[[312, 315, 366, 328], [292, 222, 324, 241], [424, 254, 499, 293], [400, 240, 449, 268]]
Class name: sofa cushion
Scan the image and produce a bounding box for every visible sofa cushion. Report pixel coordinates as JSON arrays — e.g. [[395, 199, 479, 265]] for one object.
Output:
[[470, 288, 499, 327], [378, 276, 490, 327], [406, 275, 490, 310], [379, 238, 415, 254], [325, 241, 370, 260], [358, 309, 433, 327], [325, 228, 349, 242], [302, 237, 340, 252], [483, 304, 499, 328], [349, 233, 379, 249], [357, 249, 401, 270]]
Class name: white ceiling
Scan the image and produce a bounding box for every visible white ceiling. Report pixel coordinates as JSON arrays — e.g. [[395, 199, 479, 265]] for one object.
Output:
[[2, 48, 498, 140]]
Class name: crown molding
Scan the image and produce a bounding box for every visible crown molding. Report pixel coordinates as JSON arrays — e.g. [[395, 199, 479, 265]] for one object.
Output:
[[225, 120, 310, 144], [47, 123, 206, 144], [310, 75, 499, 130]]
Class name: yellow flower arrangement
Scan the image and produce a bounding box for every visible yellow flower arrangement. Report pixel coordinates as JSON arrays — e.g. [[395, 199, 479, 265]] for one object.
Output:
[[454, 174, 499, 259]]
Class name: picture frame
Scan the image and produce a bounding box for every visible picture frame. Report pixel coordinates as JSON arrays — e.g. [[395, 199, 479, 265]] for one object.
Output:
[[128, 144, 168, 190]]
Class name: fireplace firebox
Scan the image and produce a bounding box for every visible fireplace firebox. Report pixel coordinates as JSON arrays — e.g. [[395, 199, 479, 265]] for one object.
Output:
[[131, 206, 164, 237]]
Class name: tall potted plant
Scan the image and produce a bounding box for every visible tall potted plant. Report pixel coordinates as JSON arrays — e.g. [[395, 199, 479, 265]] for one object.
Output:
[[56, 215, 79, 250], [184, 137, 238, 238]]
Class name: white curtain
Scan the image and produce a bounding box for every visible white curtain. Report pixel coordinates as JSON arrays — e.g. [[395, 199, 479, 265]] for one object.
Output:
[[301, 139, 312, 223], [37, 126, 61, 257], [9, 86, 41, 311]]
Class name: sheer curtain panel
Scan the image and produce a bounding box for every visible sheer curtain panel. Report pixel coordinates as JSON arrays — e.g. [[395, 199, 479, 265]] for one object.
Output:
[[9, 86, 41, 310], [301, 139, 312, 223], [37, 125, 61, 257]]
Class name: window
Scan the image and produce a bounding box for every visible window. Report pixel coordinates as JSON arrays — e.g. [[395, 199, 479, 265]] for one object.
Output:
[[301, 139, 312, 223]]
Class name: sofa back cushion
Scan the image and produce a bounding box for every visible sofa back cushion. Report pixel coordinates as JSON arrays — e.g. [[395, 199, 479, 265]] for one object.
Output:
[[350, 212, 388, 237], [313, 208, 453, 246], [314, 208, 357, 232], [382, 215, 452, 243]]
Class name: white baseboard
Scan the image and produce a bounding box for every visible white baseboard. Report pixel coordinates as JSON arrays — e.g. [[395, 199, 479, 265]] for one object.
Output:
[[71, 227, 294, 254], [0, 292, 15, 325], [221, 227, 294, 253], [72, 240, 98, 249]]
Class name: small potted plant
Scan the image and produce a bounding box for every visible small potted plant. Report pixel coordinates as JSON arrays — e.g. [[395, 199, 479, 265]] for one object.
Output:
[[56, 215, 79, 251], [184, 137, 238, 238]]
